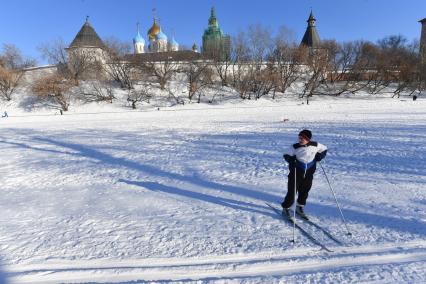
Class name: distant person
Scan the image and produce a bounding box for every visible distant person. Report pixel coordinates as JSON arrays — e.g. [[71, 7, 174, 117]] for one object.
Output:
[[413, 95, 417, 101], [281, 129, 327, 220], [1, 111, 8, 118]]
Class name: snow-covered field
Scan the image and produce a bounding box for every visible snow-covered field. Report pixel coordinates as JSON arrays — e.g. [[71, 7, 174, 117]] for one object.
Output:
[[0, 96, 425, 283]]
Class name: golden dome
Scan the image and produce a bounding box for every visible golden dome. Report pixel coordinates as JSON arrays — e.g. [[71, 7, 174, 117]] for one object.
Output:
[[147, 18, 160, 40]]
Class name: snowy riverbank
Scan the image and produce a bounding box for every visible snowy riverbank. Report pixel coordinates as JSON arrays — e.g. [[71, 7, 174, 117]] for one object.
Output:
[[0, 97, 425, 283]]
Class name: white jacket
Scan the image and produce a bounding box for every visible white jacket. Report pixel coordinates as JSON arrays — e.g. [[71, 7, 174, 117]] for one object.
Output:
[[284, 141, 327, 168]]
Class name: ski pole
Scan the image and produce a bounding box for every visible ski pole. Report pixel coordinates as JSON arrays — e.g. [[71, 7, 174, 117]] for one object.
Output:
[[319, 162, 352, 236], [291, 164, 297, 243]]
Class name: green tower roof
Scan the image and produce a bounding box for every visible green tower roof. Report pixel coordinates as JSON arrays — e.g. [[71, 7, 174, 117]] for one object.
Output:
[[203, 7, 224, 41]]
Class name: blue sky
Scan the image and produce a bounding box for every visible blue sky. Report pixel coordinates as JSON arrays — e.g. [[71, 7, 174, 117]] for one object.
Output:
[[1, 0, 425, 62]]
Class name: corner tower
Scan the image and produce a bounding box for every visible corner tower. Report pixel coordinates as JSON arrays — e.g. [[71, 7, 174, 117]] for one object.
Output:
[[68, 16, 106, 51], [66, 16, 108, 79]]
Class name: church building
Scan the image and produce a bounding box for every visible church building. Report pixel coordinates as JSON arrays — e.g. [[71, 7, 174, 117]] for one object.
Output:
[[132, 17, 179, 54], [202, 7, 230, 60]]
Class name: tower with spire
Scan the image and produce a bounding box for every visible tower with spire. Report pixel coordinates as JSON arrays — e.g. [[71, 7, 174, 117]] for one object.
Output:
[[300, 11, 321, 48], [133, 23, 145, 54], [420, 18, 426, 64], [202, 6, 230, 60], [147, 17, 169, 52]]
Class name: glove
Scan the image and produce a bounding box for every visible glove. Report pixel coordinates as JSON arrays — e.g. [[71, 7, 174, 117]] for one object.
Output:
[[315, 150, 327, 162], [283, 154, 296, 167]]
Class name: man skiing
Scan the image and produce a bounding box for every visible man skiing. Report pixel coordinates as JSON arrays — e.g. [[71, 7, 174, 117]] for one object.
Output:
[[281, 129, 327, 220]]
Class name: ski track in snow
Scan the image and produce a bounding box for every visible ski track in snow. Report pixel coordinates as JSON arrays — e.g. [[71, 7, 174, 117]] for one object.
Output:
[[0, 98, 425, 283], [6, 241, 426, 283]]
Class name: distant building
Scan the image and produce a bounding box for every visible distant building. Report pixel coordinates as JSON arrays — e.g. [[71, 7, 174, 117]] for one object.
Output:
[[168, 36, 179, 52], [420, 18, 426, 64], [202, 7, 231, 60], [133, 23, 145, 54], [300, 11, 321, 48], [192, 43, 199, 53], [147, 18, 170, 53]]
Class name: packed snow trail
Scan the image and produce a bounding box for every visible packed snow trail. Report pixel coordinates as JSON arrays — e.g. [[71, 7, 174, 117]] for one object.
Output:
[[6, 241, 426, 283]]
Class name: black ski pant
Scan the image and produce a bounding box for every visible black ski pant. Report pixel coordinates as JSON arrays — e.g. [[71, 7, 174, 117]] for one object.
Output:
[[281, 165, 316, 209]]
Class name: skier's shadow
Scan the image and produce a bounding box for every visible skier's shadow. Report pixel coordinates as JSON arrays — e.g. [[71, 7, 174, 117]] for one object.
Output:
[[30, 136, 277, 213], [119, 179, 269, 215], [0, 132, 279, 216], [0, 259, 7, 284]]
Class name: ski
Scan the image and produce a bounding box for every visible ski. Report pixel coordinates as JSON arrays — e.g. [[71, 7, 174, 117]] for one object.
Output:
[[296, 215, 344, 245], [265, 203, 333, 252]]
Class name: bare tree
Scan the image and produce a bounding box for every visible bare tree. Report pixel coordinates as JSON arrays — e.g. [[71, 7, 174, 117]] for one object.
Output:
[[211, 54, 231, 87], [246, 25, 275, 99], [66, 49, 105, 83], [0, 67, 22, 101], [166, 82, 186, 105], [247, 24, 274, 64], [314, 40, 368, 96], [0, 44, 36, 101], [246, 55, 281, 100], [230, 31, 252, 99], [139, 58, 180, 90], [1, 44, 36, 69], [38, 38, 68, 65], [102, 37, 136, 89], [78, 81, 115, 103], [185, 60, 213, 102], [275, 25, 297, 46], [359, 41, 392, 95], [375, 35, 421, 98], [32, 73, 76, 111], [127, 84, 153, 109], [103, 37, 132, 57], [207, 37, 233, 87], [105, 59, 135, 90], [300, 47, 328, 104], [38, 38, 104, 83], [269, 43, 305, 98], [348, 41, 379, 87], [390, 46, 419, 98]]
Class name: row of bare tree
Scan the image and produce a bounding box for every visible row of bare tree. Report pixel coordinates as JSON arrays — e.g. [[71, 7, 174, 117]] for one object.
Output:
[[1, 28, 425, 112], [222, 29, 425, 103]]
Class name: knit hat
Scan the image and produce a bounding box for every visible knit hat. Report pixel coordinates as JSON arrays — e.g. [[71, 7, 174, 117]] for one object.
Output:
[[298, 129, 312, 141]]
